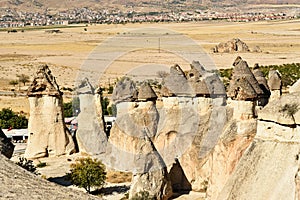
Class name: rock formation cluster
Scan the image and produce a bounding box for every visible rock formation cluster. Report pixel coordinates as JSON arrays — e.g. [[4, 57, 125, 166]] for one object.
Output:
[[19, 56, 298, 199]]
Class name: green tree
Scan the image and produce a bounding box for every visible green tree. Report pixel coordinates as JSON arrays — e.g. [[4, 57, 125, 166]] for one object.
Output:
[[279, 103, 299, 125], [63, 97, 80, 117], [0, 108, 28, 129], [17, 74, 30, 86], [67, 157, 106, 193]]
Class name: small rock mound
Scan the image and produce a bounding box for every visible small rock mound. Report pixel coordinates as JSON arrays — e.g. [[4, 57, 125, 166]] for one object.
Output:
[[213, 38, 250, 53]]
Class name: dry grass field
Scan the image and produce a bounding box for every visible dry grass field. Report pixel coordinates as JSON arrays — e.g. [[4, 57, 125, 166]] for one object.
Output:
[[0, 19, 300, 113]]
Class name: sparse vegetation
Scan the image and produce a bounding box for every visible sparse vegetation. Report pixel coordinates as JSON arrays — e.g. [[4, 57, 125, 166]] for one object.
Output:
[[17, 74, 30, 86], [66, 157, 106, 193], [259, 63, 300, 87], [16, 157, 39, 175], [9, 80, 19, 88]]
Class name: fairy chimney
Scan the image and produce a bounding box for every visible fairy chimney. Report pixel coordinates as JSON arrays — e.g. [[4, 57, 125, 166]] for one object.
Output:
[[228, 57, 263, 101], [25, 65, 76, 159], [227, 57, 261, 119], [75, 78, 107, 155]]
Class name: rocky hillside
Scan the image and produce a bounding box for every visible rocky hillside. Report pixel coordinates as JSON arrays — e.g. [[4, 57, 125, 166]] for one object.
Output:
[[0, 0, 299, 12], [0, 154, 100, 200]]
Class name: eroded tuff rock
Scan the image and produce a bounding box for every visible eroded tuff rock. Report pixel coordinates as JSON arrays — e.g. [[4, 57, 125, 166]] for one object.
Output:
[[290, 79, 300, 93], [25, 65, 75, 159], [128, 136, 173, 200], [258, 92, 300, 125], [228, 57, 263, 101], [111, 77, 138, 104], [188, 61, 225, 97], [0, 154, 100, 200], [105, 101, 159, 171], [268, 70, 282, 101], [76, 78, 107, 155], [106, 61, 258, 197], [217, 92, 300, 200], [0, 128, 14, 158], [268, 70, 282, 91], [104, 99, 172, 199], [212, 38, 250, 53]]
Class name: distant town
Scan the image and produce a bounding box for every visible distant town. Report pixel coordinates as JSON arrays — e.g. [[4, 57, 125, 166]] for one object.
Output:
[[0, 7, 299, 28]]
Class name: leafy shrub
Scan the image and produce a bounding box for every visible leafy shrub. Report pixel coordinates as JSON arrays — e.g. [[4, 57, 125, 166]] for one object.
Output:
[[66, 157, 106, 193], [16, 157, 38, 175], [0, 108, 28, 129]]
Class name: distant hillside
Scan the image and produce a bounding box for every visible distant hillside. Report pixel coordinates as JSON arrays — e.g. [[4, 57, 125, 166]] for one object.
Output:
[[0, 0, 299, 12]]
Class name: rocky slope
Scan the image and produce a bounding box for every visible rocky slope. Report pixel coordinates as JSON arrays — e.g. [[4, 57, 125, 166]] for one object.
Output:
[[0, 154, 100, 200]]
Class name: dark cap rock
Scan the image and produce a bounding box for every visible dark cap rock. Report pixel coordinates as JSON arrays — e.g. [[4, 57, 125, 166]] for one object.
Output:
[[28, 65, 62, 97], [138, 82, 157, 101], [112, 77, 138, 104], [230, 57, 263, 96], [162, 64, 193, 97], [76, 77, 94, 95]]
